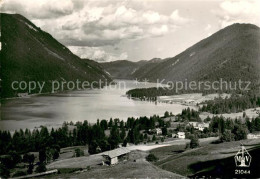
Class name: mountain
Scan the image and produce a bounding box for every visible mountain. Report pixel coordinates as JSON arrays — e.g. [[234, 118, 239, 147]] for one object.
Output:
[[131, 58, 166, 80], [0, 13, 111, 98], [132, 23, 260, 85], [101, 58, 164, 79], [101, 60, 147, 79]]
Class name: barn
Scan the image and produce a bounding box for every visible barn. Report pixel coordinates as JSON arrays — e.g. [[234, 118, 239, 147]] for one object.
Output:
[[102, 148, 130, 165]]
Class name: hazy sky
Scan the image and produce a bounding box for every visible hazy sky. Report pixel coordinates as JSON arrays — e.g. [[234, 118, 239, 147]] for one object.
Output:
[[1, 0, 259, 62]]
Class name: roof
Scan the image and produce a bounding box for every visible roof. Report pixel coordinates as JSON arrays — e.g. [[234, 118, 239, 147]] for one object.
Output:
[[248, 132, 260, 135], [177, 132, 185, 135], [102, 147, 130, 159]]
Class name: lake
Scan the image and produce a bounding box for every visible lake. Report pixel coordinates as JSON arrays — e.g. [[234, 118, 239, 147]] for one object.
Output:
[[0, 80, 191, 131]]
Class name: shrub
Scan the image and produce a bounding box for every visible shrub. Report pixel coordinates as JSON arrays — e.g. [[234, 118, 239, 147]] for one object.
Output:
[[185, 142, 190, 149], [190, 136, 199, 149], [36, 163, 47, 173], [221, 129, 235, 142], [52, 149, 60, 160], [0, 163, 10, 178], [146, 154, 158, 162], [75, 148, 84, 157], [161, 137, 165, 142]]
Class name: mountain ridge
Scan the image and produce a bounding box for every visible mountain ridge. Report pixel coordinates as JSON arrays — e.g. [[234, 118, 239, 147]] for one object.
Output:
[[0, 13, 112, 98], [103, 23, 260, 86], [100, 58, 163, 79], [131, 23, 260, 84]]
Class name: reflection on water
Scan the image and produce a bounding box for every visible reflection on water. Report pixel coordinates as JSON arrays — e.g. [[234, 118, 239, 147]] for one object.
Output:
[[0, 80, 191, 131]]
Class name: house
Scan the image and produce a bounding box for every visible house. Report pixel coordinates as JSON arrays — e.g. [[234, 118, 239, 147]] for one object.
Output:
[[148, 128, 162, 135], [177, 132, 185, 139], [102, 147, 130, 165], [197, 123, 209, 131], [188, 122, 209, 131], [247, 132, 260, 139], [155, 128, 162, 135], [17, 93, 28, 97]]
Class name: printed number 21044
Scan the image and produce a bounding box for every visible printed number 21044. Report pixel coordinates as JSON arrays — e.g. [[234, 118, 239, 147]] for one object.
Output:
[[235, 169, 250, 175]]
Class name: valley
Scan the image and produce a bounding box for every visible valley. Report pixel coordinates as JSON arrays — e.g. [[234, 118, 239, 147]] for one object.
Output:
[[0, 9, 260, 179]]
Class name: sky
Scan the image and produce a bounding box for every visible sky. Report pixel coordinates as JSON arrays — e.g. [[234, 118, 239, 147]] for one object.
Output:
[[0, 0, 259, 62]]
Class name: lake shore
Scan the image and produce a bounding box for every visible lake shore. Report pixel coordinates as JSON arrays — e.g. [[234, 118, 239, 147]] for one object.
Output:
[[0, 80, 192, 131]]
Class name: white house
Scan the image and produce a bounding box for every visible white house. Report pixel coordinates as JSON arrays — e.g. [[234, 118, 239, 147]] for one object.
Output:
[[177, 132, 185, 139], [197, 123, 209, 131], [155, 128, 162, 135], [17, 93, 28, 97], [247, 132, 260, 139], [188, 122, 209, 131]]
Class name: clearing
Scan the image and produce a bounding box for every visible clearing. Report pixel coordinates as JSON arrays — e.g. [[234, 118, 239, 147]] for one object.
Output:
[[151, 138, 260, 176], [46, 150, 184, 178], [157, 93, 230, 106]]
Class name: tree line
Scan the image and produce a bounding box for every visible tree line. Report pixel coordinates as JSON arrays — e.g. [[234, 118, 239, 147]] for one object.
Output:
[[1, 110, 260, 177], [199, 94, 260, 114], [0, 115, 166, 154], [0, 114, 171, 177]]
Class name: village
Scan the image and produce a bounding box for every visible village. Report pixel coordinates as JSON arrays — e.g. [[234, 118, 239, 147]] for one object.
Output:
[[2, 103, 260, 179]]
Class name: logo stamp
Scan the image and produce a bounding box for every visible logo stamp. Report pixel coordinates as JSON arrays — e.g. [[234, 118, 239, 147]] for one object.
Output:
[[234, 146, 251, 167], [234, 146, 252, 175]]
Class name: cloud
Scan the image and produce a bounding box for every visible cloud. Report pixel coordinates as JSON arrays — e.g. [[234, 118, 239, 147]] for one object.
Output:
[[215, 0, 260, 28], [170, 10, 189, 24], [148, 25, 169, 37], [0, 0, 190, 47], [0, 0, 74, 19], [68, 46, 128, 62], [204, 24, 212, 31]]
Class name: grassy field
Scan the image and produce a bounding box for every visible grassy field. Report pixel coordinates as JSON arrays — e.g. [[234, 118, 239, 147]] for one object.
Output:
[[58, 146, 89, 161], [45, 151, 184, 178], [48, 139, 190, 169], [47, 154, 102, 169], [150, 137, 218, 161], [150, 138, 260, 176], [45, 137, 218, 178], [200, 107, 260, 120], [157, 93, 230, 105]]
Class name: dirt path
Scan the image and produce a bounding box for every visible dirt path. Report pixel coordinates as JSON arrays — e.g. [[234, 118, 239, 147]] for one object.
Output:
[[126, 139, 189, 151]]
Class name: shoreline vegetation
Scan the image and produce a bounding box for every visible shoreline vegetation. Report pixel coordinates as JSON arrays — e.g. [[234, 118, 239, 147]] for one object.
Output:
[[128, 89, 260, 114], [1, 107, 260, 178]]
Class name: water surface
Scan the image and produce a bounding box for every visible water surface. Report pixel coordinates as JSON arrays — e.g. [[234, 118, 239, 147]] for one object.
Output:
[[0, 80, 190, 131]]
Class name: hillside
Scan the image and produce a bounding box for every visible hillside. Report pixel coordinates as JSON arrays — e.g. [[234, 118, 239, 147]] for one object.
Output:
[[127, 24, 260, 98], [102, 24, 260, 86], [133, 23, 260, 84], [46, 150, 184, 179], [131, 58, 166, 80], [101, 60, 147, 79], [151, 139, 260, 178], [101, 58, 165, 79], [0, 13, 111, 98]]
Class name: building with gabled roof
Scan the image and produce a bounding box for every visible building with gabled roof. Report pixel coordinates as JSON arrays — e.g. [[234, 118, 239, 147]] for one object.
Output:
[[102, 147, 130, 165], [177, 132, 185, 139], [188, 122, 209, 131]]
